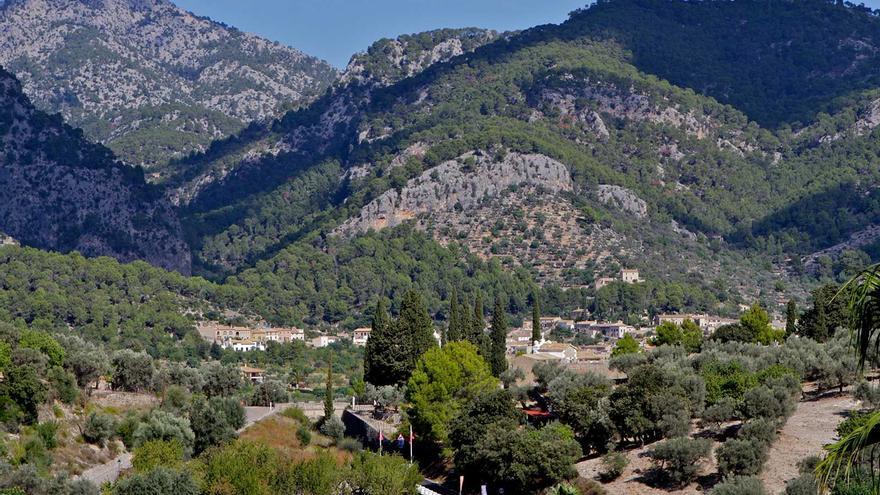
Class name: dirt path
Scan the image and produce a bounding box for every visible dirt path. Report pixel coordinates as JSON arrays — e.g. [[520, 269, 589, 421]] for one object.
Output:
[[760, 393, 857, 493], [577, 393, 858, 494], [77, 403, 290, 485]]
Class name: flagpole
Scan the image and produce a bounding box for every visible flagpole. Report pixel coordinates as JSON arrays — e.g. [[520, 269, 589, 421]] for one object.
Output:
[[409, 424, 413, 464]]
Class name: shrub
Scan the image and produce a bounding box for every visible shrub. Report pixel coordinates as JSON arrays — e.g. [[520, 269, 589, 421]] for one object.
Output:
[[114, 468, 199, 495], [573, 478, 608, 495], [709, 475, 768, 495], [648, 437, 712, 485], [132, 439, 184, 473], [115, 413, 141, 450], [337, 437, 363, 452], [700, 397, 739, 431], [82, 411, 115, 447], [599, 451, 629, 481], [784, 474, 818, 495], [33, 421, 58, 450], [281, 406, 310, 424], [738, 418, 777, 447], [547, 484, 580, 495], [132, 410, 194, 454], [716, 438, 767, 476], [319, 415, 345, 441], [296, 425, 312, 446]]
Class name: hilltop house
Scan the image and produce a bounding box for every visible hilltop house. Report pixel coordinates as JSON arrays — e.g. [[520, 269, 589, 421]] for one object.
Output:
[[353, 327, 371, 346], [620, 268, 643, 283], [240, 365, 265, 384]]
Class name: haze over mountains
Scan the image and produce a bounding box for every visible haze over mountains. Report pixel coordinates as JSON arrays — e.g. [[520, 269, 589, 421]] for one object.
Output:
[[3, 0, 880, 324]]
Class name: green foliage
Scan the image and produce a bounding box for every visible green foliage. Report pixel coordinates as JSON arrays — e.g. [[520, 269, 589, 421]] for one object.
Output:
[[133, 410, 194, 455], [460, 421, 581, 494], [710, 476, 769, 495], [18, 331, 65, 367], [114, 468, 199, 495], [111, 350, 155, 392], [716, 438, 768, 477], [195, 441, 278, 495], [653, 320, 702, 353], [132, 439, 185, 473], [599, 451, 629, 481], [364, 291, 437, 387], [82, 411, 115, 447], [488, 297, 509, 377], [611, 334, 639, 357], [189, 396, 244, 455], [273, 453, 341, 495], [608, 364, 704, 443], [648, 437, 712, 486], [346, 452, 421, 495], [406, 341, 497, 447]]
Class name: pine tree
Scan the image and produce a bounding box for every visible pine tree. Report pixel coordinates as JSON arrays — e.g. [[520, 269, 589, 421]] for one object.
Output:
[[531, 294, 542, 345], [323, 354, 334, 422], [489, 297, 509, 376], [785, 299, 797, 337], [447, 289, 462, 342]]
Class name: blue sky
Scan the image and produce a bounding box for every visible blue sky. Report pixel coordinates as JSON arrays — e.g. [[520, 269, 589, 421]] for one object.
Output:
[[174, 0, 589, 68]]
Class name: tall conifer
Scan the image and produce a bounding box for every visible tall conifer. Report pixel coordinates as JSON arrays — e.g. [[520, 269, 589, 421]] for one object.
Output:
[[489, 297, 509, 376]]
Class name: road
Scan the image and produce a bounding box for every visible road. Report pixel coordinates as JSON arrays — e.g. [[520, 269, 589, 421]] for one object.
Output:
[[77, 403, 289, 485]]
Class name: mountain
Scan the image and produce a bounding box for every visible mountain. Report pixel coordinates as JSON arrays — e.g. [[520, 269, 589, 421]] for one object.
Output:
[[154, 0, 880, 324], [0, 66, 191, 273], [5, 0, 880, 326], [0, 0, 338, 170]]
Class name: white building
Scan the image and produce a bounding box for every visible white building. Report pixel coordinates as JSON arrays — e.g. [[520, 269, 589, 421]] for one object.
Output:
[[535, 342, 578, 362], [228, 340, 265, 352], [353, 327, 371, 346], [310, 335, 338, 348]]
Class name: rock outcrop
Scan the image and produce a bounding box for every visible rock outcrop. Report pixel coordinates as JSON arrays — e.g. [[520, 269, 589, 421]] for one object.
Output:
[[336, 152, 573, 236]]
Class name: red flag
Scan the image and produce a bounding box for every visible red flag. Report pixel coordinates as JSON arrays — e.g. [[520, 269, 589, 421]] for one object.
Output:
[[378, 430, 384, 442]]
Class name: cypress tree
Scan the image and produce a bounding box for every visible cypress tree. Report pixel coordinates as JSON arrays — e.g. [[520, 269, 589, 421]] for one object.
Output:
[[323, 354, 334, 421], [447, 289, 462, 342], [815, 298, 829, 342], [785, 299, 797, 337], [489, 297, 509, 376], [531, 294, 542, 345], [398, 290, 437, 368], [469, 295, 485, 350], [364, 299, 404, 386]]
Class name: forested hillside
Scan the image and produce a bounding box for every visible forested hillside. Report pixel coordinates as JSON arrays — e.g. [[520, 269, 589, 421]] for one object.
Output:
[[0, 67, 191, 273], [138, 0, 880, 320]]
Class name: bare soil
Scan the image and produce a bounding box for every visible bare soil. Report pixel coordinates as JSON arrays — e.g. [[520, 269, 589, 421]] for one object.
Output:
[[576, 392, 858, 494]]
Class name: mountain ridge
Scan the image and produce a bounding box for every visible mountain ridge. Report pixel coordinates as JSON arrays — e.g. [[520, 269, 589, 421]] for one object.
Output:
[[0, 0, 338, 169]]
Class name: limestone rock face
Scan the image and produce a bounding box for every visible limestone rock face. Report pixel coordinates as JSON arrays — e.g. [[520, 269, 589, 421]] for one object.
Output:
[[597, 185, 648, 219], [336, 152, 573, 236], [0, 0, 337, 168], [0, 67, 191, 273]]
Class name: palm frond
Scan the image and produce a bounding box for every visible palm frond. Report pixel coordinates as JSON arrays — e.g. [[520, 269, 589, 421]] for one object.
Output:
[[838, 263, 880, 371], [816, 410, 880, 493]]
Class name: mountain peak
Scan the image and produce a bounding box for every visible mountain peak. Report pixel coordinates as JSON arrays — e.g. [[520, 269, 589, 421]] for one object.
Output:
[[0, 0, 338, 168]]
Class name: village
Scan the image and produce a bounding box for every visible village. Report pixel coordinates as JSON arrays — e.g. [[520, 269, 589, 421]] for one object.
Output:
[[198, 269, 754, 390]]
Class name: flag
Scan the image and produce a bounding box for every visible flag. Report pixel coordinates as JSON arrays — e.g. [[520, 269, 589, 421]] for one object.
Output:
[[378, 430, 384, 442], [409, 425, 415, 442]]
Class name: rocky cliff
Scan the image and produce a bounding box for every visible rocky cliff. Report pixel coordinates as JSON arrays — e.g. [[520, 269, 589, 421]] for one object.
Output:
[[0, 67, 191, 273], [0, 0, 337, 168]]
